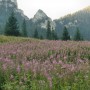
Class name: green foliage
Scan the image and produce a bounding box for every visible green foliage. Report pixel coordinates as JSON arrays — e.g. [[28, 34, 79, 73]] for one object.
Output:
[[51, 29, 58, 40], [0, 66, 5, 90], [4, 12, 20, 36], [74, 28, 83, 41], [34, 28, 39, 38], [22, 19, 27, 37], [46, 20, 52, 40], [61, 26, 70, 41], [48, 50, 55, 57], [0, 35, 34, 43], [39, 35, 43, 40], [46, 22, 58, 40]]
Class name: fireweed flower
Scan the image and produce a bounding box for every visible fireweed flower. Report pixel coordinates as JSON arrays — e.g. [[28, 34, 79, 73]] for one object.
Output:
[[0, 39, 90, 89], [2, 64, 7, 70], [17, 65, 21, 73]]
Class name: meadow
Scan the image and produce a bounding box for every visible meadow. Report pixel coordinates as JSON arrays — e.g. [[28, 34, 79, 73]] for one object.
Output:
[[0, 36, 90, 90]]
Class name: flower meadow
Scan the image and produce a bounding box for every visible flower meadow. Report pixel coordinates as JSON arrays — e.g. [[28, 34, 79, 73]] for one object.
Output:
[[0, 36, 90, 90]]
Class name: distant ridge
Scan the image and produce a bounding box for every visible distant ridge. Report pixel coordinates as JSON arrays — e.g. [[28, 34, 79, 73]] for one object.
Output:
[[54, 6, 90, 40], [0, 1, 90, 40]]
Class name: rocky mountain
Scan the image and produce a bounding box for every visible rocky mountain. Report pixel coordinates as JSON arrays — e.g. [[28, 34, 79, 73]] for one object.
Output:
[[0, 0, 90, 40], [28, 9, 55, 37], [0, 0, 29, 34], [0, 0, 53, 38], [29, 6, 90, 40], [54, 6, 90, 40]]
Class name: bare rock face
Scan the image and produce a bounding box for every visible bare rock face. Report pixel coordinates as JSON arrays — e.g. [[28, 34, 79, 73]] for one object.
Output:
[[32, 9, 48, 23], [0, 0, 17, 11], [28, 9, 56, 38]]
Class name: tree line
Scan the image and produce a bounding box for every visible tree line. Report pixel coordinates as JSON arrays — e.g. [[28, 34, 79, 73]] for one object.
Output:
[[46, 20, 83, 41], [61, 26, 83, 41], [4, 12, 83, 41], [5, 12, 27, 37]]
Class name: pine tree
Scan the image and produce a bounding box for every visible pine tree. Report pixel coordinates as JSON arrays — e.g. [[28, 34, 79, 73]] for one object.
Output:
[[40, 35, 43, 40], [51, 28, 58, 40], [22, 19, 27, 37], [54, 33, 58, 40], [34, 28, 38, 38], [5, 12, 20, 36], [46, 20, 52, 40], [51, 29, 54, 40], [81, 36, 84, 41], [74, 28, 82, 41], [62, 26, 70, 41]]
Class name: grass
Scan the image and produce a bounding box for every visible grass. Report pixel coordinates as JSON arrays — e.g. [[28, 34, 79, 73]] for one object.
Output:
[[0, 35, 40, 44]]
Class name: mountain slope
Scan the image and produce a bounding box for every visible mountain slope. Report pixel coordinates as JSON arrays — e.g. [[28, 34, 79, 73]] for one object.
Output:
[[54, 6, 90, 40], [28, 9, 55, 38], [0, 0, 29, 34]]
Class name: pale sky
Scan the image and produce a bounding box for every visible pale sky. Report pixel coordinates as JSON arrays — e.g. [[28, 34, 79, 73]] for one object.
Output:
[[17, 0, 90, 20]]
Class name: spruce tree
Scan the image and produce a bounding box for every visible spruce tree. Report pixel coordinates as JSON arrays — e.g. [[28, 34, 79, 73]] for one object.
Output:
[[34, 28, 38, 38], [54, 33, 58, 40], [46, 20, 52, 40], [51, 28, 58, 40], [40, 35, 43, 40], [62, 26, 70, 41], [74, 28, 82, 41], [51, 29, 55, 40], [5, 12, 20, 36], [22, 19, 27, 37]]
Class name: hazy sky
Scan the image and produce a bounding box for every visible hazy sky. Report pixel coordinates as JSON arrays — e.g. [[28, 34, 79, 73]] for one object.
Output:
[[17, 0, 90, 19]]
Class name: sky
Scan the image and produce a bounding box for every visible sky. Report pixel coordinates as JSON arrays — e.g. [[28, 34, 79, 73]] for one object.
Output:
[[17, 0, 90, 20]]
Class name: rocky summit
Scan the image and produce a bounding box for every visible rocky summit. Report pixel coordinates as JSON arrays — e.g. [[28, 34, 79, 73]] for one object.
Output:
[[28, 9, 55, 38]]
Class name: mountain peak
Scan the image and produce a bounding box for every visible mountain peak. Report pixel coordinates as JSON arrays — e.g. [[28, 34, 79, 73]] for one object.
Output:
[[33, 9, 48, 22], [37, 9, 45, 13]]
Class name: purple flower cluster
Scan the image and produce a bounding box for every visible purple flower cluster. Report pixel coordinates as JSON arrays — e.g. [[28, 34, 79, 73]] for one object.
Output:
[[0, 40, 90, 88]]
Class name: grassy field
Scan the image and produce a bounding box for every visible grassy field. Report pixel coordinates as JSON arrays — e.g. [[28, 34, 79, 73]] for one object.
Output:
[[0, 35, 90, 90]]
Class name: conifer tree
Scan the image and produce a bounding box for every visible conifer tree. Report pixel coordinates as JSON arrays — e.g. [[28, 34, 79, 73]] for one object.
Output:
[[74, 28, 82, 41], [46, 20, 52, 40], [40, 35, 43, 40], [5, 12, 20, 36], [51, 29, 55, 40], [54, 32, 58, 40], [61, 26, 70, 41], [51, 28, 58, 40], [22, 19, 27, 37], [34, 28, 38, 38]]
